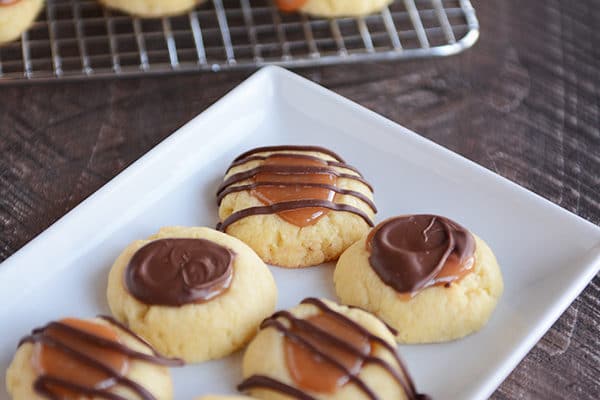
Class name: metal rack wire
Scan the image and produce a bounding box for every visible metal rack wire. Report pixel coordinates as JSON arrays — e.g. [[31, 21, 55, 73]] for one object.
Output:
[[0, 0, 478, 83]]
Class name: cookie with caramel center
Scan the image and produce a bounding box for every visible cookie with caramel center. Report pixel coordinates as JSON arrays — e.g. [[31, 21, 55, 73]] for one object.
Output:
[[334, 215, 504, 343], [107, 226, 277, 363], [217, 145, 377, 268]]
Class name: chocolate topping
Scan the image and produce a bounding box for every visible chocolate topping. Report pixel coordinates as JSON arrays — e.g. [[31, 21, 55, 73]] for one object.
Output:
[[367, 215, 476, 295], [125, 238, 234, 307], [218, 146, 375, 231], [238, 298, 428, 400], [19, 316, 183, 400]]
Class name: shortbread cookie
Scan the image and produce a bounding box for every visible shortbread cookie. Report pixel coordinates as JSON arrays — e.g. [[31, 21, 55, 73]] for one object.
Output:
[[276, 0, 394, 17], [6, 316, 181, 400], [334, 215, 504, 343], [107, 226, 277, 363], [239, 298, 427, 400], [98, 0, 205, 17], [0, 0, 44, 44], [217, 145, 377, 267]]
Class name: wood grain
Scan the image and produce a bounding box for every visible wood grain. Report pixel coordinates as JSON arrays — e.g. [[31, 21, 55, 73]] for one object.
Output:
[[0, 0, 598, 398]]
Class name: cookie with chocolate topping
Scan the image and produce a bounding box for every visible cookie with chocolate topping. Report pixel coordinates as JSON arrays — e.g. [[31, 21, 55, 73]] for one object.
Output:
[[6, 316, 182, 400], [0, 0, 44, 44], [107, 226, 277, 363], [217, 145, 377, 268], [334, 215, 504, 343], [239, 298, 428, 400]]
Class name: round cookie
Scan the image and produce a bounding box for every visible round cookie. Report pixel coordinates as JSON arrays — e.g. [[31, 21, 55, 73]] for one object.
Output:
[[217, 145, 377, 268], [98, 0, 205, 17], [6, 316, 181, 400], [0, 0, 44, 44], [239, 298, 427, 400], [276, 0, 394, 17], [107, 226, 278, 363], [334, 215, 504, 343]]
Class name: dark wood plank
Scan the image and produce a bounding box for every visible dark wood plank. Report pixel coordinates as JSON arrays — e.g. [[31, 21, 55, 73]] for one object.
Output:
[[0, 0, 598, 398]]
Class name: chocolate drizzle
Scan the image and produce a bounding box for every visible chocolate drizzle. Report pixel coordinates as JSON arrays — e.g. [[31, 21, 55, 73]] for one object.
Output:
[[217, 182, 377, 212], [238, 298, 428, 400], [239, 375, 317, 400], [217, 200, 375, 231], [217, 165, 374, 194], [217, 145, 376, 231], [226, 153, 362, 175], [233, 145, 346, 162], [368, 215, 476, 295], [19, 316, 183, 400], [125, 238, 234, 306]]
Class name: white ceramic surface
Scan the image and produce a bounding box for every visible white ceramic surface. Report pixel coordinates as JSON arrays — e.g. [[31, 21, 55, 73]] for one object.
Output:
[[1, 66, 599, 400]]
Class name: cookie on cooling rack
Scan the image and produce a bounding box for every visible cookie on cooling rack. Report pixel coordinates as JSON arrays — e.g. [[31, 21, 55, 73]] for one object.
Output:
[[216, 145, 377, 268], [0, 0, 44, 44], [107, 226, 277, 363], [334, 214, 504, 343], [238, 298, 428, 400], [276, 0, 394, 17], [6, 316, 182, 400], [98, 0, 205, 18]]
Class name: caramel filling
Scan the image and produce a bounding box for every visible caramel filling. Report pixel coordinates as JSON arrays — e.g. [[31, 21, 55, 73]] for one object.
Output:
[[0, 0, 22, 6], [251, 155, 338, 227], [275, 0, 309, 12], [32, 319, 129, 399], [284, 313, 370, 393], [434, 253, 475, 285]]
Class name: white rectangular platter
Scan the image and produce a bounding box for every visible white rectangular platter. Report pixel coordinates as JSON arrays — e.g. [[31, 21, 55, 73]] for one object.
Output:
[[1, 66, 599, 400]]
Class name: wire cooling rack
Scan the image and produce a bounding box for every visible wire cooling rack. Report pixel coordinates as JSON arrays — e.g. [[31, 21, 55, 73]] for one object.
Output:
[[0, 0, 478, 83]]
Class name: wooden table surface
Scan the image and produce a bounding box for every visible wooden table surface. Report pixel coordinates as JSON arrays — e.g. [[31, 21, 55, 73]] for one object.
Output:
[[1, 0, 598, 398]]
